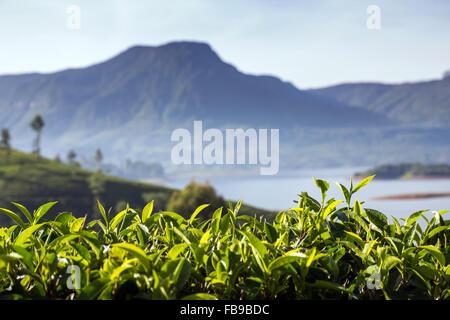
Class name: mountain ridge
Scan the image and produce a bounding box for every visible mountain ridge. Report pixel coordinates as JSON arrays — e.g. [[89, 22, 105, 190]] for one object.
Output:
[[0, 41, 388, 152], [0, 41, 447, 167], [0, 41, 377, 132], [309, 74, 450, 127]]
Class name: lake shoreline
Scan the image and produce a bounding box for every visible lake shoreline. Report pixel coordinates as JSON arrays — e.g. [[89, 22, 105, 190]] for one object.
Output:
[[353, 175, 450, 181], [372, 192, 450, 200]]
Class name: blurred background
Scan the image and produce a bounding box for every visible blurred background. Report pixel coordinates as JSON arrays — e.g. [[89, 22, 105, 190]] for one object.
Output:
[[0, 0, 449, 223]]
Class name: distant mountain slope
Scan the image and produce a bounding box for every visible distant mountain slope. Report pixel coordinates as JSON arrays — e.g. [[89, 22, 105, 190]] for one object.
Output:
[[0, 41, 447, 168], [0, 42, 387, 141], [0, 148, 273, 225], [309, 74, 450, 127]]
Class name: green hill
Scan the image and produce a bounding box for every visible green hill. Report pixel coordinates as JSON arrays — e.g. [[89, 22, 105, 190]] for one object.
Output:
[[0, 148, 273, 225], [309, 73, 450, 128]]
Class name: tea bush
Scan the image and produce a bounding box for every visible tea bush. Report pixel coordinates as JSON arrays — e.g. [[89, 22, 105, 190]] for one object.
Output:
[[0, 176, 448, 300]]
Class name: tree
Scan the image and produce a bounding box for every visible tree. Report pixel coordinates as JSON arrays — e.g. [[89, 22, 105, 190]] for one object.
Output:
[[94, 148, 103, 170], [167, 180, 226, 220], [67, 150, 77, 165], [141, 191, 171, 212], [54, 154, 62, 163], [30, 115, 44, 156], [1, 128, 10, 148], [1, 128, 11, 163]]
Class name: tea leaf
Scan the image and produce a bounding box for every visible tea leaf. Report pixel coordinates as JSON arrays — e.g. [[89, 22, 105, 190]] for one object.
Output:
[[142, 200, 154, 223], [352, 175, 375, 193], [33, 202, 58, 225], [365, 209, 388, 231]]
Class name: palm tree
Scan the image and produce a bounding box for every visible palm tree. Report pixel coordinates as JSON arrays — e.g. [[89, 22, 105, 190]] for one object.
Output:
[[1, 128, 10, 148], [30, 115, 45, 156], [67, 149, 77, 165], [94, 148, 103, 170]]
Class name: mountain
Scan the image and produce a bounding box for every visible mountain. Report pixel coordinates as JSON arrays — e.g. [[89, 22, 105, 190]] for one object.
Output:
[[0, 42, 388, 131], [309, 73, 450, 127], [0, 41, 448, 168], [0, 42, 389, 159]]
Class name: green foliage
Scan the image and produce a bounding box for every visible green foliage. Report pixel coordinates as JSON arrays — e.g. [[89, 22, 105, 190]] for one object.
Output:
[[88, 169, 106, 197], [88, 169, 107, 220], [0, 128, 10, 149], [30, 114, 44, 156], [30, 115, 44, 132], [66, 150, 78, 166], [0, 178, 448, 300], [167, 180, 226, 220], [94, 148, 103, 169], [0, 148, 271, 226], [0, 148, 175, 224]]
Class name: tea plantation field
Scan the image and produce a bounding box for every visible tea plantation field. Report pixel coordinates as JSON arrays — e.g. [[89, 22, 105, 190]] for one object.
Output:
[[0, 176, 448, 300]]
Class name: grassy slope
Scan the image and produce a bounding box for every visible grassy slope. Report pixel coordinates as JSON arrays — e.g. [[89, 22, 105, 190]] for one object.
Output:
[[0, 148, 274, 225]]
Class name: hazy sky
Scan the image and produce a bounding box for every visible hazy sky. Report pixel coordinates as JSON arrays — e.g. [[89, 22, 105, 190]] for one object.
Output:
[[0, 0, 449, 88]]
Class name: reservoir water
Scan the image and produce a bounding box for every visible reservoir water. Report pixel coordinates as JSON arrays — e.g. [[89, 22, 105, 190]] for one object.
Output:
[[163, 167, 450, 221]]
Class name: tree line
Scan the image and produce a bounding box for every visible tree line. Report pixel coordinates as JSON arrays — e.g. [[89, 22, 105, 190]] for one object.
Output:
[[1, 114, 106, 219], [1, 114, 103, 166]]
